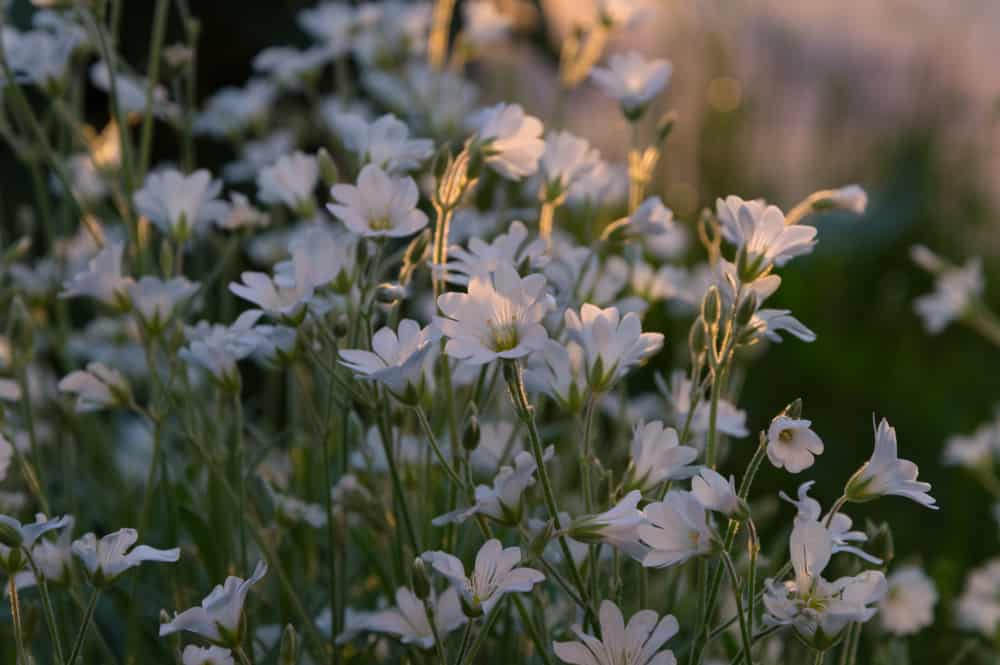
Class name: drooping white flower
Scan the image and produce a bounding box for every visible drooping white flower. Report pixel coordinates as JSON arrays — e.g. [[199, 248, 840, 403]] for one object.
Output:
[[435, 262, 552, 365], [564, 304, 663, 392], [467, 103, 545, 180], [956, 557, 1000, 637], [553, 599, 679, 665], [72, 528, 180, 586], [912, 250, 983, 334], [423, 539, 544, 615], [60, 240, 133, 308], [334, 113, 434, 174], [638, 491, 714, 568], [180, 311, 264, 386], [58, 361, 132, 412], [433, 447, 553, 526], [182, 645, 236, 665], [626, 197, 675, 237], [539, 131, 600, 201], [590, 51, 672, 119], [364, 586, 467, 649], [339, 319, 438, 402], [444, 220, 547, 285], [267, 486, 327, 529], [779, 481, 880, 564], [522, 339, 588, 413], [762, 520, 887, 651], [328, 164, 428, 238], [127, 277, 199, 331], [844, 418, 937, 509], [256, 151, 319, 214], [160, 560, 268, 647], [691, 468, 746, 519], [133, 168, 228, 240], [569, 490, 648, 561], [0, 514, 71, 571], [879, 566, 937, 636], [716, 196, 817, 278], [623, 421, 698, 493], [766, 416, 824, 473], [194, 79, 277, 137]]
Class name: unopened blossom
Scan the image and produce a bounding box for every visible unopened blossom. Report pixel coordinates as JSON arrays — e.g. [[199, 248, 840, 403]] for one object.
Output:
[[716, 196, 816, 278], [339, 319, 438, 402], [61, 241, 133, 308], [445, 220, 547, 285], [423, 539, 544, 615], [553, 600, 679, 665], [58, 362, 132, 412], [182, 645, 236, 665], [180, 311, 263, 386], [879, 566, 937, 636], [256, 151, 319, 214], [569, 490, 648, 561], [539, 131, 600, 202], [763, 520, 887, 650], [912, 251, 983, 334], [364, 586, 467, 648], [824, 185, 868, 214], [160, 560, 268, 646], [639, 491, 714, 568], [72, 528, 180, 586], [335, 113, 434, 174], [623, 421, 698, 493], [435, 262, 552, 365], [328, 164, 428, 238], [127, 277, 199, 331], [434, 447, 553, 525], [133, 168, 228, 240], [194, 79, 277, 137], [767, 415, 824, 473], [779, 481, 881, 564], [0, 514, 71, 572], [467, 103, 545, 180], [564, 304, 663, 392], [692, 468, 746, 520], [956, 557, 1000, 637], [590, 51, 672, 119], [845, 418, 936, 508]]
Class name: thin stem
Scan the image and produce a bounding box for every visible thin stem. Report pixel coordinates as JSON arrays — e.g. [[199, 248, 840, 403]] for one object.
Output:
[[813, 650, 825, 665], [375, 400, 421, 555], [67, 587, 100, 665], [539, 200, 557, 251], [235, 646, 254, 665], [452, 622, 474, 665], [944, 638, 980, 665], [415, 405, 468, 492], [423, 600, 447, 665], [138, 0, 171, 176], [511, 595, 556, 665], [427, 0, 457, 70], [704, 366, 725, 469], [721, 551, 754, 665], [9, 577, 26, 665], [461, 598, 505, 665], [25, 548, 67, 664]]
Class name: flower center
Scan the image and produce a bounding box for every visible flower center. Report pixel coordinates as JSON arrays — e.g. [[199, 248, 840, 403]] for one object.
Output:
[[779, 429, 794, 443], [488, 320, 520, 352], [368, 216, 393, 231]]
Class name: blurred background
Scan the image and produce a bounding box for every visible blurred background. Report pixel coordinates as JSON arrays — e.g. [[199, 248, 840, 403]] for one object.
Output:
[[3, 0, 1000, 660]]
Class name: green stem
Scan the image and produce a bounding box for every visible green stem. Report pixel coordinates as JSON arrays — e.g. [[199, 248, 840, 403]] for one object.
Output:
[[813, 650, 825, 665], [138, 0, 171, 176], [461, 599, 505, 665], [415, 405, 468, 492], [375, 400, 421, 556], [9, 577, 26, 665], [25, 549, 67, 664], [424, 600, 447, 665], [704, 367, 725, 469], [67, 587, 100, 665], [511, 595, 555, 665], [944, 638, 980, 665], [721, 551, 754, 665]]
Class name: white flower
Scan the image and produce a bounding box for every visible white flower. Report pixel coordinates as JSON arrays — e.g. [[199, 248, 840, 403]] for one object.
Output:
[[72, 528, 179, 585], [339, 319, 437, 401], [224, 130, 296, 183], [779, 481, 880, 564], [942, 423, 995, 468], [913, 255, 983, 334], [752, 309, 817, 343], [444, 220, 547, 285], [569, 490, 648, 561], [328, 164, 428, 238], [469, 421, 523, 473], [58, 362, 131, 412], [195, 79, 277, 137], [297, 3, 355, 54], [762, 520, 887, 650], [13, 515, 75, 589], [60, 241, 133, 308], [256, 151, 319, 213], [364, 586, 467, 649], [461, 1, 512, 45], [253, 45, 332, 87], [335, 113, 433, 174], [825, 185, 868, 214], [539, 131, 600, 200], [2, 19, 81, 87], [134, 169, 228, 240], [217, 193, 270, 231], [691, 468, 745, 519], [626, 197, 675, 237], [180, 311, 264, 385], [657, 370, 749, 439], [434, 448, 553, 525], [160, 560, 268, 646], [0, 514, 71, 571], [268, 487, 327, 529], [90, 61, 175, 117], [553, 600, 678, 665], [624, 422, 698, 493], [957, 557, 1000, 637], [0, 434, 11, 483], [423, 539, 544, 615], [879, 566, 937, 636], [766, 416, 824, 473], [182, 645, 236, 665], [127, 277, 199, 330], [638, 491, 714, 568], [522, 339, 588, 412], [467, 103, 545, 180], [590, 51, 672, 118], [564, 304, 663, 392], [435, 262, 552, 365], [352, 426, 426, 472], [845, 418, 937, 509], [716, 196, 817, 276]]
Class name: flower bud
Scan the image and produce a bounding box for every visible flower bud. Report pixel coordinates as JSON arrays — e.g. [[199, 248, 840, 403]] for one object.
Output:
[[864, 519, 894, 566], [688, 316, 708, 357], [844, 464, 877, 504], [318, 148, 339, 187], [735, 291, 758, 327], [781, 398, 803, 420], [279, 623, 299, 665], [375, 282, 407, 305], [0, 521, 22, 549], [656, 110, 677, 143], [412, 557, 431, 600], [701, 286, 721, 327], [333, 314, 350, 339], [463, 411, 480, 452]]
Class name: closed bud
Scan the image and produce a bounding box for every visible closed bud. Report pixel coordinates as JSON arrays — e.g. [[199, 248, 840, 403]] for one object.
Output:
[[332, 314, 350, 339], [781, 398, 803, 420], [735, 291, 758, 327], [463, 410, 480, 452], [412, 557, 431, 600], [701, 286, 721, 327], [0, 521, 22, 549], [865, 519, 894, 566], [375, 282, 407, 304], [404, 229, 431, 267], [317, 148, 339, 187], [656, 110, 677, 143], [279, 623, 299, 665], [688, 316, 708, 355]]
